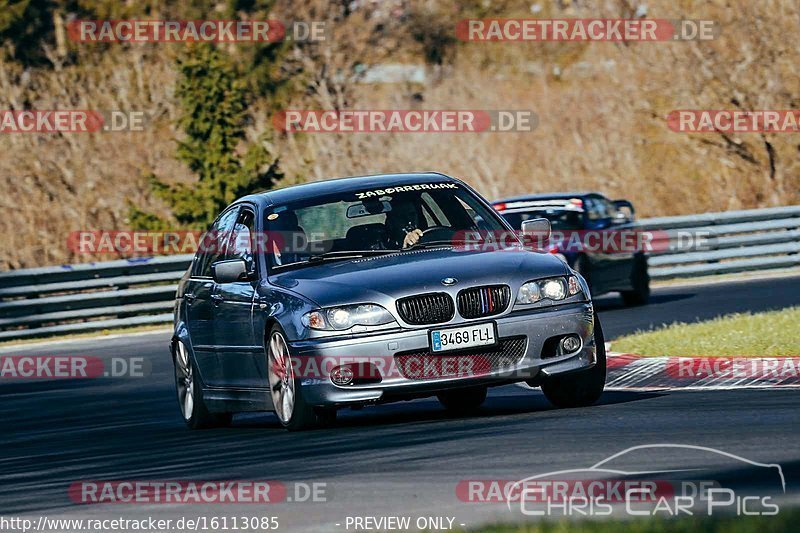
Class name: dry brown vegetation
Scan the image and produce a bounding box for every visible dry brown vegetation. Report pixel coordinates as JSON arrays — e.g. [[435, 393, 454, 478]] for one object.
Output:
[[1, 0, 798, 269]]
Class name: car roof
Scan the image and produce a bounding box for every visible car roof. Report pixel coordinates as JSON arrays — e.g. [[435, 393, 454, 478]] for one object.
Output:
[[237, 172, 457, 207], [493, 192, 605, 204]]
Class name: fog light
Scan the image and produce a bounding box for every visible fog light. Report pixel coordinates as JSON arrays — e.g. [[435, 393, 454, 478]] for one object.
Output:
[[330, 365, 354, 386], [560, 335, 581, 354]]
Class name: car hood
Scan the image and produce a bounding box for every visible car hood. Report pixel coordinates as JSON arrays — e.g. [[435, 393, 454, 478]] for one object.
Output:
[[269, 247, 569, 308]]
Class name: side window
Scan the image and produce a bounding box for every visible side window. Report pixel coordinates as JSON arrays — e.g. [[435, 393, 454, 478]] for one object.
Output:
[[456, 197, 488, 229], [193, 207, 240, 278], [227, 207, 255, 269], [585, 198, 605, 221], [601, 198, 620, 221]]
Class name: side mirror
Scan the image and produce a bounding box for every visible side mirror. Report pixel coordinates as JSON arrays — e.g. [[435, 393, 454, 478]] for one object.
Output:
[[521, 217, 551, 241], [612, 199, 635, 222], [211, 259, 252, 284]]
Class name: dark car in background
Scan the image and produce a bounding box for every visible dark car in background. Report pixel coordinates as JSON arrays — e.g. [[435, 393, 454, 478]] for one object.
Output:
[[493, 192, 650, 306]]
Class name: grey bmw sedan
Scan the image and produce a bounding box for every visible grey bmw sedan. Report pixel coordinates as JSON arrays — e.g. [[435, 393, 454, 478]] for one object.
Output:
[[172, 172, 605, 430]]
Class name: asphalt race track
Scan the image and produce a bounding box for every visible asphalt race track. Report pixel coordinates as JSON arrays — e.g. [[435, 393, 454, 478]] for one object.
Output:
[[1, 275, 799, 531]]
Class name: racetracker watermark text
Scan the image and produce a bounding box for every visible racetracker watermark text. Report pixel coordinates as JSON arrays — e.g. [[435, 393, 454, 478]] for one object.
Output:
[[0, 356, 148, 379], [68, 480, 326, 504], [273, 110, 537, 133], [0, 110, 146, 133], [668, 110, 800, 133], [456, 19, 717, 41], [666, 357, 800, 379], [68, 20, 327, 43]]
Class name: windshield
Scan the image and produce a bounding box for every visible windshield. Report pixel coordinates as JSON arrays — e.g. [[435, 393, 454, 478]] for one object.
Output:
[[264, 182, 507, 271], [502, 208, 584, 231]]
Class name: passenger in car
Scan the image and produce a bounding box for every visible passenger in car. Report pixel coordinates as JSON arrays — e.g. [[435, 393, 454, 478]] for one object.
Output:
[[268, 210, 307, 265]]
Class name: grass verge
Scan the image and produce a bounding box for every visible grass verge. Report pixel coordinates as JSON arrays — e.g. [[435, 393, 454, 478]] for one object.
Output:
[[612, 307, 800, 357]]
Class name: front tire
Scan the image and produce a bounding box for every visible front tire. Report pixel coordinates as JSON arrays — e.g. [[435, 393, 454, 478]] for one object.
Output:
[[540, 314, 606, 408], [267, 325, 327, 431], [437, 386, 488, 414], [621, 254, 650, 306], [174, 340, 232, 429]]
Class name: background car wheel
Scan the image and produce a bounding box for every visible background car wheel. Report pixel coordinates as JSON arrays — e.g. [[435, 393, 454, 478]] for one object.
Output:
[[540, 314, 606, 408], [174, 340, 232, 429], [437, 386, 488, 414], [267, 325, 320, 431], [621, 254, 650, 306]]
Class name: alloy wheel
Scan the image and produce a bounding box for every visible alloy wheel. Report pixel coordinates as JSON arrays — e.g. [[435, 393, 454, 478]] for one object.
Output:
[[268, 331, 295, 423], [174, 341, 194, 420]]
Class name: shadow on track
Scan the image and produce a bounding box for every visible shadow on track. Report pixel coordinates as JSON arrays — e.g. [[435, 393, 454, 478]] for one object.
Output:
[[231, 389, 662, 430]]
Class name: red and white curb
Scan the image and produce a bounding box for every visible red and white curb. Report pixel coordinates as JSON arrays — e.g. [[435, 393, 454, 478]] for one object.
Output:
[[606, 352, 800, 391]]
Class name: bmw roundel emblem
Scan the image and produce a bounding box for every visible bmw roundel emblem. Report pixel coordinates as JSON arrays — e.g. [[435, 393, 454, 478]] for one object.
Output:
[[441, 277, 458, 286]]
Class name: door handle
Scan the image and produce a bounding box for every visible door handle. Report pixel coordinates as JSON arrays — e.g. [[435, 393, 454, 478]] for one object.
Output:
[[184, 292, 196, 303], [211, 294, 224, 305]]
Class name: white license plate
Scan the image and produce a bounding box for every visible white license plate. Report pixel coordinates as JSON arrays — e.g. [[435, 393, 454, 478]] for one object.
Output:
[[430, 323, 496, 353]]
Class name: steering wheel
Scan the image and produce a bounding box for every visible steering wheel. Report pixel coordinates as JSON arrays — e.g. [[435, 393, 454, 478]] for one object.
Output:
[[418, 226, 456, 243]]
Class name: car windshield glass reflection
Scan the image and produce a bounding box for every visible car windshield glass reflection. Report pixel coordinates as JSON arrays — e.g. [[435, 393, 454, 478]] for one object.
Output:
[[266, 185, 507, 271]]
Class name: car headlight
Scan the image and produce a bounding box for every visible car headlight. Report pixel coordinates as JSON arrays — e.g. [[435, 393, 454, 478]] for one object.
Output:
[[517, 281, 541, 304], [302, 304, 395, 331], [516, 276, 582, 305], [541, 278, 566, 300]]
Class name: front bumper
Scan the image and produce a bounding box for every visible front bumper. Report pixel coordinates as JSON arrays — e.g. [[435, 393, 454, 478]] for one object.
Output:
[[290, 302, 596, 406]]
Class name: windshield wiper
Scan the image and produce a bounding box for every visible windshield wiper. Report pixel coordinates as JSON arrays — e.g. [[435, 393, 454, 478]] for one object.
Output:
[[272, 250, 395, 272], [404, 240, 456, 251], [307, 250, 393, 262]]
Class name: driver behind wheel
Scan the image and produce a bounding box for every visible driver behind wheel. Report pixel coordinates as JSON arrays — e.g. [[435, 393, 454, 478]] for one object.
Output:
[[385, 197, 423, 249]]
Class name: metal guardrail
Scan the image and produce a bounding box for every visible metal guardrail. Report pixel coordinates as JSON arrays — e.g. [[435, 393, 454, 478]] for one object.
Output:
[[641, 206, 800, 280], [0, 206, 798, 341], [0, 255, 191, 341]]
